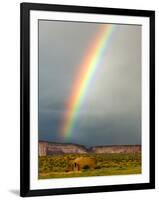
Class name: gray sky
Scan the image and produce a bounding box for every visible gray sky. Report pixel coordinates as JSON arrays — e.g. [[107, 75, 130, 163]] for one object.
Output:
[[38, 20, 141, 147]]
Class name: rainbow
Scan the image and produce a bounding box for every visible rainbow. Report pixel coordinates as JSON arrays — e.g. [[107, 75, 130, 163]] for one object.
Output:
[[59, 24, 114, 140]]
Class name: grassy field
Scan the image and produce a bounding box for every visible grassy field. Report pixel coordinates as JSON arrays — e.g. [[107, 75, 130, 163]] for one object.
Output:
[[38, 153, 141, 179]]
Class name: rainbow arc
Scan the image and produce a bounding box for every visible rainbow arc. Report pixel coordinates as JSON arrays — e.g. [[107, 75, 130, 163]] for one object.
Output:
[[59, 24, 114, 139]]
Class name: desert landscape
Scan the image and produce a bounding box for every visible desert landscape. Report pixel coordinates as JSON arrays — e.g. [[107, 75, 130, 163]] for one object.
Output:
[[38, 141, 141, 179]]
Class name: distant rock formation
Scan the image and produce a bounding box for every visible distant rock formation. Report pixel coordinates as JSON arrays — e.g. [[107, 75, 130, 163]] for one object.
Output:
[[38, 141, 141, 156], [89, 145, 141, 154], [38, 141, 87, 156]]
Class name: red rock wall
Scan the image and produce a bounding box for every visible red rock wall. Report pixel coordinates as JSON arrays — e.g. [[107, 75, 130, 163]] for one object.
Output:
[[38, 141, 141, 156]]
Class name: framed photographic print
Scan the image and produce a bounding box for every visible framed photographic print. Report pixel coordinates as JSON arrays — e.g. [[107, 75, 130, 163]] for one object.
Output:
[[20, 2, 155, 197]]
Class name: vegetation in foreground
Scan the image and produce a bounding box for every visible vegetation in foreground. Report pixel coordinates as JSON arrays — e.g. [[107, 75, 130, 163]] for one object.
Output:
[[38, 153, 141, 179]]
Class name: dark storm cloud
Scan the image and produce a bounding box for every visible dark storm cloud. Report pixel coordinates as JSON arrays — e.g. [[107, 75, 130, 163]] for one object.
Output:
[[38, 20, 141, 147]]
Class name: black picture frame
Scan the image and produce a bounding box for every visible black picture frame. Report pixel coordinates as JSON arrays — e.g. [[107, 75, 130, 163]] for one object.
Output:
[[20, 2, 155, 197]]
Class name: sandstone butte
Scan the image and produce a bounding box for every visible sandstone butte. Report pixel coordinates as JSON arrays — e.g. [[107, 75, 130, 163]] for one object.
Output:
[[38, 140, 141, 156]]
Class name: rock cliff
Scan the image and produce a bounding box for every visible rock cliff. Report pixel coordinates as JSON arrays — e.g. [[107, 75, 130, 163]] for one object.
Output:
[[39, 141, 87, 156], [39, 141, 141, 156], [89, 145, 141, 153]]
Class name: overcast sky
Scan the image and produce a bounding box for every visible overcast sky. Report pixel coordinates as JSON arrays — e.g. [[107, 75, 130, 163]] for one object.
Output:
[[38, 20, 141, 147]]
